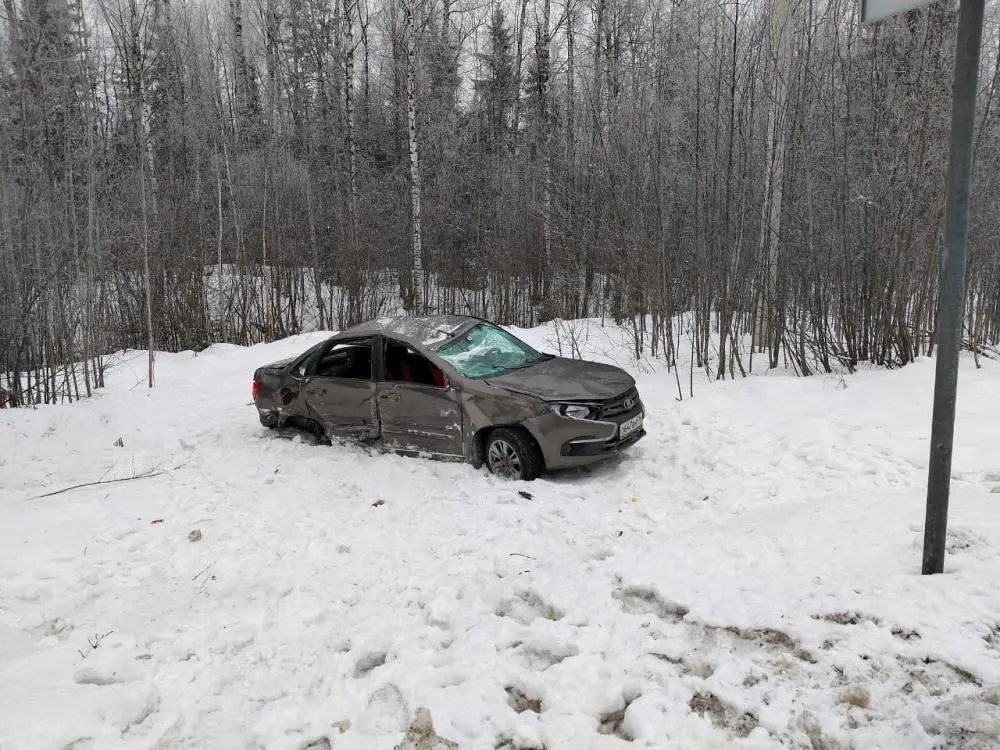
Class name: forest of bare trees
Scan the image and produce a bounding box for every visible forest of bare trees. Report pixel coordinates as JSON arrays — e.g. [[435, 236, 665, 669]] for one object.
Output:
[[2, 0, 1000, 405]]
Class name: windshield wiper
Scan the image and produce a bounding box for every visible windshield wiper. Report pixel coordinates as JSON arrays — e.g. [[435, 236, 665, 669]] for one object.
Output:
[[499, 355, 550, 373]]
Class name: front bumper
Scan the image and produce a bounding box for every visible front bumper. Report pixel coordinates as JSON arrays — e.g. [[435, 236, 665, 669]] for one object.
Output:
[[560, 426, 646, 457], [523, 404, 646, 471]]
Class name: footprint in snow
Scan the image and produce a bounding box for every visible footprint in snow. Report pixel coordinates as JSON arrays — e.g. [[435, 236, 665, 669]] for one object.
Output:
[[505, 685, 542, 714], [613, 585, 688, 624], [509, 640, 579, 671], [945, 526, 987, 554], [353, 650, 387, 677], [495, 590, 564, 625]]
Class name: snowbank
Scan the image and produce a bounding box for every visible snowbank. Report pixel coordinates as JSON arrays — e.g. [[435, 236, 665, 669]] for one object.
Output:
[[1, 320, 999, 749]]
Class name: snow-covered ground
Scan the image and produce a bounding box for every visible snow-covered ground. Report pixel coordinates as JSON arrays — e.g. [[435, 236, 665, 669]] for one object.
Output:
[[2, 320, 1000, 750]]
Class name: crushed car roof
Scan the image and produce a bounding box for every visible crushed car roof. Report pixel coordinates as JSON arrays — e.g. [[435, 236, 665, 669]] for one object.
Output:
[[341, 314, 479, 348]]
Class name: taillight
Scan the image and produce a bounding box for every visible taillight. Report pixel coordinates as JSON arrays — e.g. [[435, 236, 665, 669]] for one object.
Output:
[[251, 378, 261, 400]]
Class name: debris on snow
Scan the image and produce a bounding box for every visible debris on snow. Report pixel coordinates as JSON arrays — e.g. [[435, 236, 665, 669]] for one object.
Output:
[[689, 692, 759, 738], [394, 706, 458, 750], [838, 685, 871, 709], [191, 561, 215, 581], [813, 611, 869, 626], [505, 685, 542, 714]]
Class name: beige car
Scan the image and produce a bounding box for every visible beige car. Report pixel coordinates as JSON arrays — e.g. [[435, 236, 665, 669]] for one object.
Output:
[[252, 315, 645, 480]]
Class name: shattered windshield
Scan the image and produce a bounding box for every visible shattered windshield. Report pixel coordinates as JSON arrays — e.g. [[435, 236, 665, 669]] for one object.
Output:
[[435, 323, 549, 378]]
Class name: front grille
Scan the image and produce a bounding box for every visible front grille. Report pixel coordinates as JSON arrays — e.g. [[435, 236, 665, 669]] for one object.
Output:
[[600, 387, 639, 419]]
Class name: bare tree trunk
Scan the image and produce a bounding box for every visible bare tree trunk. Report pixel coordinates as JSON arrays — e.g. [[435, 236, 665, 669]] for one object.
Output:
[[79, 5, 98, 397], [135, 4, 156, 386], [138, 109, 155, 387], [403, 1, 425, 313], [511, 0, 529, 153], [344, 0, 359, 224], [344, 0, 359, 256], [538, 0, 553, 294], [756, 0, 795, 366], [99, 0, 160, 386]]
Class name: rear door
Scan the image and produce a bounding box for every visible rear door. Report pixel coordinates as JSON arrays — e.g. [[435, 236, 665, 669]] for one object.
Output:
[[377, 338, 463, 458], [301, 337, 379, 440]]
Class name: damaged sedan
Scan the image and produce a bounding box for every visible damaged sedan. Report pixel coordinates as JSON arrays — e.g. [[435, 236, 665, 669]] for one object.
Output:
[[251, 315, 645, 480]]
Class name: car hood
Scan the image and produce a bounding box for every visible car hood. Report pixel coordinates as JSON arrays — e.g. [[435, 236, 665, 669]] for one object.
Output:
[[486, 357, 634, 401]]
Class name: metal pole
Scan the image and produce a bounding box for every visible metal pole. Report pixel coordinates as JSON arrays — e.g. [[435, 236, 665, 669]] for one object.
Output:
[[922, 0, 985, 575]]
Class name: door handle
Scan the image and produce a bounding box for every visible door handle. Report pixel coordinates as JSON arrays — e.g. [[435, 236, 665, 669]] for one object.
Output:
[[379, 392, 399, 402]]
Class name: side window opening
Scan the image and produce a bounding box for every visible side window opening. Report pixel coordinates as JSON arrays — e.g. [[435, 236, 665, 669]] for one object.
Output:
[[385, 341, 446, 388], [315, 340, 372, 380]]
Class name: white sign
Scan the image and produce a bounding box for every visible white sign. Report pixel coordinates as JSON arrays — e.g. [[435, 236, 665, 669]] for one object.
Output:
[[861, 0, 936, 22]]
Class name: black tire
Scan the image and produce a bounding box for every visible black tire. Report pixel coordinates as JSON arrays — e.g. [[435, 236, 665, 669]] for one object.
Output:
[[259, 411, 280, 428], [485, 427, 544, 481]]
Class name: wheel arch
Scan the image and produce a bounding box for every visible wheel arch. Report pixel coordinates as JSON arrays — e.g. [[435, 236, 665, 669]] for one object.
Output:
[[474, 423, 546, 473]]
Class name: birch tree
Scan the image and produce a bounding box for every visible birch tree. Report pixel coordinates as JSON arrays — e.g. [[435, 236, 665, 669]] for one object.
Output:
[[400, 0, 425, 313]]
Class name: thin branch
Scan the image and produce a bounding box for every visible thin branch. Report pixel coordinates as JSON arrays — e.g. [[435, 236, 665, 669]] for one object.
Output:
[[192, 561, 217, 581], [30, 464, 184, 500]]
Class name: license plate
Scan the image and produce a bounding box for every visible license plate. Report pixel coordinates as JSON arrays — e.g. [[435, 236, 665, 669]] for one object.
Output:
[[619, 413, 643, 439]]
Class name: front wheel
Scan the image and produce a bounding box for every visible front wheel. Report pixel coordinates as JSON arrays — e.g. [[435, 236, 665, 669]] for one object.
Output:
[[485, 427, 544, 481]]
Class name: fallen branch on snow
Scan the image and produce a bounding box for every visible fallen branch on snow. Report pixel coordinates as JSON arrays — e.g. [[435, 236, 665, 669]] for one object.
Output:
[[30, 463, 185, 500], [192, 561, 216, 581]]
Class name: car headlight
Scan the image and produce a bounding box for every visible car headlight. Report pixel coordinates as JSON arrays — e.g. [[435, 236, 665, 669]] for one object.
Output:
[[549, 403, 596, 420]]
